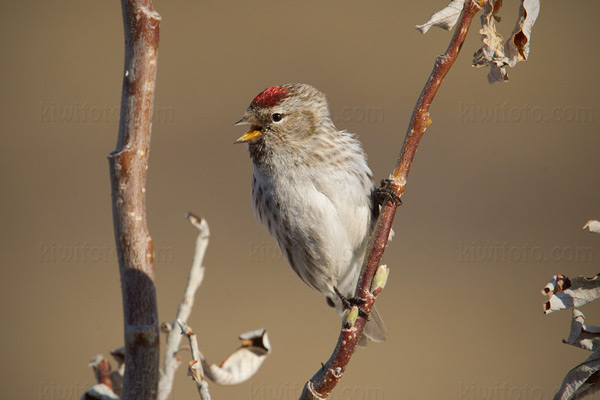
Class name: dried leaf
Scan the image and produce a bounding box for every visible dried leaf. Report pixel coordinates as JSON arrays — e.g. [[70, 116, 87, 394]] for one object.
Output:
[[472, 0, 540, 83], [109, 347, 125, 369], [473, 0, 510, 83], [80, 384, 119, 400], [563, 310, 600, 352], [108, 347, 124, 397], [584, 220, 600, 234], [204, 328, 271, 385], [542, 274, 600, 314], [88, 355, 113, 389], [553, 352, 600, 400], [505, 0, 540, 67], [416, 0, 465, 34], [542, 274, 573, 296]]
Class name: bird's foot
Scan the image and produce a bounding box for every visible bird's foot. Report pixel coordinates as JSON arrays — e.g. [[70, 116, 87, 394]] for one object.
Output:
[[375, 178, 402, 207], [333, 287, 369, 320]]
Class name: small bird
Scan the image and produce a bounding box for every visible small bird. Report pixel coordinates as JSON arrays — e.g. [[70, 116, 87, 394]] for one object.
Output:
[[235, 83, 386, 345]]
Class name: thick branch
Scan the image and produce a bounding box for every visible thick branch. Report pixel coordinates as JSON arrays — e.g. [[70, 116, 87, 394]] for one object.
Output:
[[300, 1, 485, 398], [108, 1, 161, 399]]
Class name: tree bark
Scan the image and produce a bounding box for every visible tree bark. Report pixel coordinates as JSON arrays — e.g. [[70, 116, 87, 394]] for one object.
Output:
[[108, 1, 161, 399]]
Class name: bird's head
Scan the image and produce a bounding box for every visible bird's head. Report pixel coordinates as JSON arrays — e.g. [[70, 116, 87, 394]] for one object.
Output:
[[234, 84, 333, 149]]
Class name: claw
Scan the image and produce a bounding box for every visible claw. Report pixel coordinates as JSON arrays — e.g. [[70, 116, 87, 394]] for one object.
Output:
[[334, 287, 369, 320], [333, 286, 353, 310], [376, 178, 402, 206]]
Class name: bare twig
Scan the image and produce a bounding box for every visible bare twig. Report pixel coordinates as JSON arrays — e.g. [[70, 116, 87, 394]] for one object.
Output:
[[178, 321, 212, 400], [158, 213, 269, 397], [108, 1, 161, 399], [158, 214, 210, 400], [300, 1, 485, 398]]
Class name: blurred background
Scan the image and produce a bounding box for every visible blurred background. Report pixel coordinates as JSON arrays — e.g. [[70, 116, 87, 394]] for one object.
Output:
[[1, 1, 599, 399]]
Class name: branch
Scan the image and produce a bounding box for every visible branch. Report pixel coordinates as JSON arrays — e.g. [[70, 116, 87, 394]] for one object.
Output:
[[108, 1, 161, 399], [158, 213, 271, 397], [300, 1, 485, 398], [158, 214, 210, 400], [178, 321, 212, 400]]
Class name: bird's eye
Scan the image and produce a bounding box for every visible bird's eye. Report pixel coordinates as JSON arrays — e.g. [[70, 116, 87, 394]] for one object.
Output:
[[272, 113, 283, 122]]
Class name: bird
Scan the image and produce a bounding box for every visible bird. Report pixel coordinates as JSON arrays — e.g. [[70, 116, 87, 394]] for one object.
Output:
[[234, 83, 387, 345]]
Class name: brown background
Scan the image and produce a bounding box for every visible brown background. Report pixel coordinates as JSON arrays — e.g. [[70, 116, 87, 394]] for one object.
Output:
[[2, 1, 600, 399]]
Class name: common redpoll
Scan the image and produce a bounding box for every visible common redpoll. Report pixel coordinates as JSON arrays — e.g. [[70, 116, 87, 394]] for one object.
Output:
[[235, 83, 386, 344]]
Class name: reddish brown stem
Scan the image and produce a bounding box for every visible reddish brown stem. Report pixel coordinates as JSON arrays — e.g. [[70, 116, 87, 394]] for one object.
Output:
[[300, 1, 485, 398], [108, 1, 161, 399]]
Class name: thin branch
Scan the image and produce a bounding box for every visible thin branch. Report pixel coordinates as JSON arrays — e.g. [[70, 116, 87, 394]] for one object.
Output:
[[178, 321, 212, 400], [158, 214, 210, 400], [299, 1, 485, 398], [108, 1, 161, 399]]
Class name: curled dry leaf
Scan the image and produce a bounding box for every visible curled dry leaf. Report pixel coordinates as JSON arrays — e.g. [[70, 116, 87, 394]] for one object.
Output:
[[505, 0, 540, 67], [418, 0, 540, 83], [583, 220, 600, 234], [472, 0, 510, 83], [415, 0, 465, 34], [108, 347, 124, 397], [542, 274, 600, 314], [553, 352, 600, 400], [563, 310, 600, 352], [80, 384, 119, 400], [472, 0, 540, 83], [542, 274, 573, 296], [88, 355, 113, 389], [109, 347, 125, 368], [204, 328, 271, 385]]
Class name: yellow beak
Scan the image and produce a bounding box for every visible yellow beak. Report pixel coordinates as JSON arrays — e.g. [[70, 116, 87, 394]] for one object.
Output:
[[235, 128, 262, 144]]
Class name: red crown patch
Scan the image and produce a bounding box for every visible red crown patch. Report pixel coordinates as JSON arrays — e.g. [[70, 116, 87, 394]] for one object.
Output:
[[251, 86, 290, 108]]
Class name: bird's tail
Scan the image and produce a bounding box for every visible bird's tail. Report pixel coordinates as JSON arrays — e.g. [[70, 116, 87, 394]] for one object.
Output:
[[330, 295, 387, 347], [359, 305, 386, 347]]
